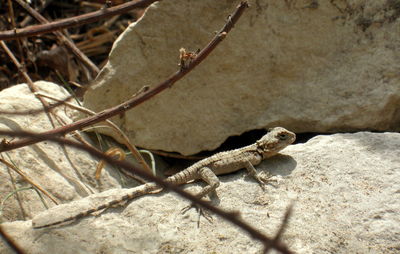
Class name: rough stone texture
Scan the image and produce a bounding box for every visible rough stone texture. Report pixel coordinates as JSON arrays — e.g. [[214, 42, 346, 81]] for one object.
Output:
[[1, 131, 399, 253], [83, 0, 400, 155], [0, 81, 131, 224]]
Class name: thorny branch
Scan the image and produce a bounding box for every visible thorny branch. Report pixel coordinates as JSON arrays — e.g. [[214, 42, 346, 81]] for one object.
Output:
[[0, 0, 158, 40], [0, 1, 249, 153], [0, 129, 294, 254]]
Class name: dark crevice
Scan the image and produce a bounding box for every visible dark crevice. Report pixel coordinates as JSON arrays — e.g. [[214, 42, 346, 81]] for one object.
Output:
[[175, 129, 322, 160]]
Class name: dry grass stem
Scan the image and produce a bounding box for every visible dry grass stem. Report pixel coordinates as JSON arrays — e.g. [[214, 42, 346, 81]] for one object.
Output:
[[0, 158, 59, 205]]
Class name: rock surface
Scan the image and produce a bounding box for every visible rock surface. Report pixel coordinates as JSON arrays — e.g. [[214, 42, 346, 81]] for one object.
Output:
[[83, 0, 400, 155], [0, 81, 129, 224], [1, 131, 399, 253]]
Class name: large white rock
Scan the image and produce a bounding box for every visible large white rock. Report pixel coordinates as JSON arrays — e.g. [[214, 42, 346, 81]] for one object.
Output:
[[0, 81, 129, 223], [83, 0, 400, 155], [1, 131, 399, 253]]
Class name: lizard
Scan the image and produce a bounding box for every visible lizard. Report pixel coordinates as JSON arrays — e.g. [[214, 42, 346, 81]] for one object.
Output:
[[32, 127, 296, 229]]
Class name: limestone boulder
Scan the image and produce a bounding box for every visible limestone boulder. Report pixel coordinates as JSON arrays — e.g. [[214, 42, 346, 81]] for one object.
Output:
[[83, 0, 400, 155], [1, 131, 399, 253]]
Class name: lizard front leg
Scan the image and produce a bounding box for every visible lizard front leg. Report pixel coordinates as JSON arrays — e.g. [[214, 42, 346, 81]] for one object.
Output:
[[245, 160, 271, 189]]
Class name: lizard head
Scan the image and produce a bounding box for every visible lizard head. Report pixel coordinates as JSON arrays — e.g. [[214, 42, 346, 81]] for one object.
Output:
[[256, 127, 296, 158]]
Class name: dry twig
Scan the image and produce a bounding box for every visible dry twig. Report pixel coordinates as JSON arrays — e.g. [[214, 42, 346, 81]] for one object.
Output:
[[13, 0, 100, 77], [0, 0, 158, 40]]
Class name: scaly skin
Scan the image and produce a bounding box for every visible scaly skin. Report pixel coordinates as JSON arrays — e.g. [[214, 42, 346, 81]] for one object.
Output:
[[32, 127, 295, 229]]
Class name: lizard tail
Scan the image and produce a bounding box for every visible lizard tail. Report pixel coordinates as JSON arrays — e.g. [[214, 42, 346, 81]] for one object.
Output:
[[166, 165, 197, 185], [32, 183, 160, 229]]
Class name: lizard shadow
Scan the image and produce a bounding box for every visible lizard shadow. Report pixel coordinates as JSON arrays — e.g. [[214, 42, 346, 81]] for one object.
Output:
[[257, 154, 297, 177]]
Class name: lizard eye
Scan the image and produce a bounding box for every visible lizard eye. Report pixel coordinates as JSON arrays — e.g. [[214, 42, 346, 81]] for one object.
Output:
[[278, 133, 288, 140]]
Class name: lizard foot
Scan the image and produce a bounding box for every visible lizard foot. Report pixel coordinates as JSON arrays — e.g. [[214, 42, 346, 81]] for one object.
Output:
[[181, 203, 213, 227], [251, 172, 277, 190]]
